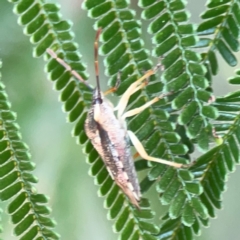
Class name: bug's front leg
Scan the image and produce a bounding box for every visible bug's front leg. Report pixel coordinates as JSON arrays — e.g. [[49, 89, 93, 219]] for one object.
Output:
[[104, 72, 121, 96], [127, 130, 183, 168]]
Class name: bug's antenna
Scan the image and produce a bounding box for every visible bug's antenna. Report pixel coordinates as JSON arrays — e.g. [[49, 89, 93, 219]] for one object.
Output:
[[46, 49, 93, 91], [94, 28, 102, 98]]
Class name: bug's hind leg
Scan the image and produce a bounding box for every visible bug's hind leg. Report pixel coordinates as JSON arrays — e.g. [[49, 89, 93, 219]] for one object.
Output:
[[127, 130, 183, 168]]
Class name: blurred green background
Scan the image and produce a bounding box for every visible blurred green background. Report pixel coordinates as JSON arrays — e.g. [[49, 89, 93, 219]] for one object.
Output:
[[0, 0, 240, 239]]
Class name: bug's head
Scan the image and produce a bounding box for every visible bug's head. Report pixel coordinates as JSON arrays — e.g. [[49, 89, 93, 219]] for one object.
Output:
[[92, 87, 104, 104]]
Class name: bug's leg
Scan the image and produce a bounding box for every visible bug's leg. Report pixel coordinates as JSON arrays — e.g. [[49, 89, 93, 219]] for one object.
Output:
[[115, 62, 164, 116], [133, 152, 140, 159], [46, 49, 92, 90], [122, 92, 171, 120], [127, 130, 183, 168], [116, 70, 155, 118], [104, 85, 118, 96], [104, 72, 121, 96]]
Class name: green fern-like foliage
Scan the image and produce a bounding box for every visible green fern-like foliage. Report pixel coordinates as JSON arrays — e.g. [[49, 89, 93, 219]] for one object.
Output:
[[191, 70, 240, 217], [9, 0, 161, 239], [5, 0, 240, 239], [196, 0, 239, 78], [175, 70, 240, 238], [0, 61, 59, 238], [140, 0, 219, 152], [83, 0, 208, 237], [151, 1, 240, 239], [189, 2, 240, 236]]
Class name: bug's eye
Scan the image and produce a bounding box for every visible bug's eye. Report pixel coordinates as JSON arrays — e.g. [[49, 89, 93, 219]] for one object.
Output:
[[94, 98, 103, 104]]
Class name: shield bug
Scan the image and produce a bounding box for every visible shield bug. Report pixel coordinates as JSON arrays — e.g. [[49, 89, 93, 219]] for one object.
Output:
[[47, 29, 186, 209]]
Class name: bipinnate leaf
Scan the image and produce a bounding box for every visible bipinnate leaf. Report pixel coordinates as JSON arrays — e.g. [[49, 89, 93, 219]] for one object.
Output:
[[0, 61, 59, 238]]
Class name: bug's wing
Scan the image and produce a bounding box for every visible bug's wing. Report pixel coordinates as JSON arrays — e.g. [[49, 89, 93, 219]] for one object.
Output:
[[85, 104, 141, 209]]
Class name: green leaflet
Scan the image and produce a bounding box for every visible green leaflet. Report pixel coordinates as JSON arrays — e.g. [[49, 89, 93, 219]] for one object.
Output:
[[216, 39, 237, 66], [139, 1, 240, 239]]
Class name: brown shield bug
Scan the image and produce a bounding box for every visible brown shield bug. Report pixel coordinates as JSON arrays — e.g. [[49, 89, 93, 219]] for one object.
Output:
[[47, 29, 185, 209]]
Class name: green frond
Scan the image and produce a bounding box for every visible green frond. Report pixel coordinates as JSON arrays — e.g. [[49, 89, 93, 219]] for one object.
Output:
[[9, 0, 160, 238], [152, 68, 240, 240], [0, 61, 59, 238], [136, 1, 228, 238], [82, 2, 164, 238], [83, 0, 209, 238], [139, 0, 217, 151], [190, 115, 240, 217], [180, 69, 240, 238], [196, 0, 240, 80]]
